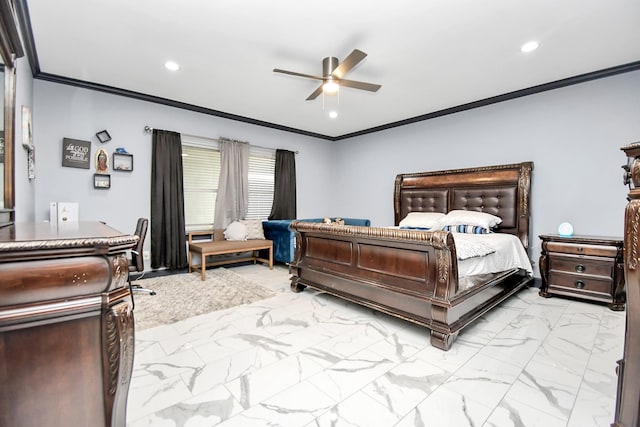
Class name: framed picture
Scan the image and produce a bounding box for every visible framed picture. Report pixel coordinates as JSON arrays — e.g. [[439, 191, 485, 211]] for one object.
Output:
[[22, 106, 33, 149], [95, 148, 109, 173], [27, 146, 35, 180], [113, 153, 133, 171], [62, 138, 91, 169], [94, 174, 111, 189], [96, 130, 111, 143]]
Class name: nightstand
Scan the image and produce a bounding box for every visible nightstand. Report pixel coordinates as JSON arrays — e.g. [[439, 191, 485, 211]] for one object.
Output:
[[539, 234, 625, 310]]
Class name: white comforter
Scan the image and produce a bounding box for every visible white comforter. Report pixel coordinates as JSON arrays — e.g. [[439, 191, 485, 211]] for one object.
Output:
[[454, 233, 533, 277]]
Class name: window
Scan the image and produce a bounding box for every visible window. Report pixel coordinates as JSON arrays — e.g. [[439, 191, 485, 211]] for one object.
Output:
[[182, 136, 275, 231], [247, 146, 275, 220], [182, 143, 220, 231]]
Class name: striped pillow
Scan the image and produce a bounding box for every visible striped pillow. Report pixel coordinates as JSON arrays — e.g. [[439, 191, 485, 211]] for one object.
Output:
[[442, 224, 490, 234]]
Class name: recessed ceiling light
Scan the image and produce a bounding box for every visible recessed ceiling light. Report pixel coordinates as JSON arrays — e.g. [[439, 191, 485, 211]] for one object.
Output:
[[520, 41, 539, 53], [328, 110, 338, 119], [165, 61, 180, 71]]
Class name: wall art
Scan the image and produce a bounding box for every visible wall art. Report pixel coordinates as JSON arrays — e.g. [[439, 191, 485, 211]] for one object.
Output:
[[61, 138, 91, 169], [95, 148, 109, 173]]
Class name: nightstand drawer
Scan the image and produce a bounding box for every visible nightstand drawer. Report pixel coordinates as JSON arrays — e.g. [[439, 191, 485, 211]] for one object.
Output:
[[549, 256, 615, 278], [548, 271, 612, 295], [546, 242, 619, 257]]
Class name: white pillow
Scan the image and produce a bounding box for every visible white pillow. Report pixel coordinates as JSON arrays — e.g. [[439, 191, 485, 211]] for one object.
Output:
[[438, 210, 502, 230], [240, 219, 266, 239], [224, 221, 248, 241], [399, 212, 445, 229]]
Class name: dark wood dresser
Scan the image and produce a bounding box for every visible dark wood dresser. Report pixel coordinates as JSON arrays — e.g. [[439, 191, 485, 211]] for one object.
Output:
[[0, 222, 137, 427], [538, 234, 625, 310], [614, 143, 640, 426]]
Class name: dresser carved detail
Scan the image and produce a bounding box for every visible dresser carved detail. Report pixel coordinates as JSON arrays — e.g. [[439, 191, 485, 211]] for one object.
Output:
[[0, 222, 137, 427], [613, 142, 640, 427]]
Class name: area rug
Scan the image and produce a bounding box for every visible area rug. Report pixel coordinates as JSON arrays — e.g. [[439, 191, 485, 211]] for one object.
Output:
[[131, 268, 276, 330]]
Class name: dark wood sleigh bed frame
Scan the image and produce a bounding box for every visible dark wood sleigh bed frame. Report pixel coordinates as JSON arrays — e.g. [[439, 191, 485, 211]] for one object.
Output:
[[290, 161, 534, 350]]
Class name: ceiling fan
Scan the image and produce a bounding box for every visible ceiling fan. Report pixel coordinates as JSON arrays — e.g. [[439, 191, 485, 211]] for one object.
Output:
[[273, 49, 382, 101]]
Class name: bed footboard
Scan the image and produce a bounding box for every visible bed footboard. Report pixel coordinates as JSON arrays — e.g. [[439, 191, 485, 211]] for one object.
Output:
[[290, 222, 531, 350]]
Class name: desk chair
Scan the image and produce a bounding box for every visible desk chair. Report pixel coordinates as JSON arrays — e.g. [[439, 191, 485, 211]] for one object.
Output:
[[129, 218, 156, 298]]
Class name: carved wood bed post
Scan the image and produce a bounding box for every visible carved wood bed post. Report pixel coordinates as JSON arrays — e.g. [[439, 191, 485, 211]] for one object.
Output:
[[613, 142, 640, 426], [290, 222, 306, 293], [517, 162, 533, 251]]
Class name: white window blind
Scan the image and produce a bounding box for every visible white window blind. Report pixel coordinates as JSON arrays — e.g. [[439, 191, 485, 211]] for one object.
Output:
[[182, 143, 220, 231], [181, 136, 275, 230], [247, 146, 275, 220]]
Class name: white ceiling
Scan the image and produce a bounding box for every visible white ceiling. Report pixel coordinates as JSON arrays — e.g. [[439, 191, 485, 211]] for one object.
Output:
[[22, 0, 640, 139]]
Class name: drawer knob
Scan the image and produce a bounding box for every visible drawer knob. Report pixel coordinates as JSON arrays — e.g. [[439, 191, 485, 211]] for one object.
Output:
[[575, 280, 586, 289], [575, 264, 585, 273]]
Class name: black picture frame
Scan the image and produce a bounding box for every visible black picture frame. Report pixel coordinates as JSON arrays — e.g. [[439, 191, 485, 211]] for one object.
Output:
[[94, 173, 111, 189], [62, 138, 91, 169], [96, 130, 111, 143], [112, 153, 133, 171]]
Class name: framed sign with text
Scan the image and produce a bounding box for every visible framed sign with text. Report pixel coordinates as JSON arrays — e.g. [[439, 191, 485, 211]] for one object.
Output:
[[62, 138, 91, 169]]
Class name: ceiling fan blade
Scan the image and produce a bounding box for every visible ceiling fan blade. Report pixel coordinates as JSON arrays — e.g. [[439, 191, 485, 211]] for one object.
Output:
[[338, 78, 381, 92], [273, 68, 323, 81], [331, 49, 367, 79], [306, 84, 324, 101]]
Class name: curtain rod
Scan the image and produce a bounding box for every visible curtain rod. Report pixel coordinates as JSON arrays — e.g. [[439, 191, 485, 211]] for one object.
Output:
[[143, 126, 299, 154]]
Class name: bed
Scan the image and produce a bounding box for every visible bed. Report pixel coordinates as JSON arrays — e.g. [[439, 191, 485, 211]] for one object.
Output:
[[289, 161, 534, 350]]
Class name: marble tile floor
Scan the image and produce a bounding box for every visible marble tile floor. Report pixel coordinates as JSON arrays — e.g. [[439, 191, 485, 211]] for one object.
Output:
[[126, 264, 625, 427]]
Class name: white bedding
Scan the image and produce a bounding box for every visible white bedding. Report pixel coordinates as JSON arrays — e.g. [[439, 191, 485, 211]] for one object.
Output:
[[454, 233, 533, 277], [389, 226, 533, 277]]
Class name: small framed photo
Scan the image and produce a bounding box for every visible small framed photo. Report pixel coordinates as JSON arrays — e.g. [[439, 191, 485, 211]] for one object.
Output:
[[96, 130, 111, 143], [95, 148, 109, 173], [94, 173, 111, 189], [22, 106, 33, 148], [113, 153, 133, 171]]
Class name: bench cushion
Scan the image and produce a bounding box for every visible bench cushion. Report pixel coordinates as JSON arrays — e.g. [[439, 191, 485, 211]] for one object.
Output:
[[189, 239, 272, 255]]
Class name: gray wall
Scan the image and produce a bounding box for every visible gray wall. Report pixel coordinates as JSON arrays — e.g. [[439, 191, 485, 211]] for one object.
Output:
[[27, 70, 640, 276], [333, 70, 640, 275], [31, 81, 336, 254], [13, 54, 35, 222]]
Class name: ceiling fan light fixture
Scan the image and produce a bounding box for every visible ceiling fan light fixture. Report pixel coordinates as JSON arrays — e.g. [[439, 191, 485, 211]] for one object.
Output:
[[323, 79, 339, 94], [273, 49, 380, 101]]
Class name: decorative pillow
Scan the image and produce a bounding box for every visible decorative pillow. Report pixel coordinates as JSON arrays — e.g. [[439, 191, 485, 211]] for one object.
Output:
[[224, 221, 248, 241], [438, 210, 502, 230], [453, 234, 497, 260], [399, 212, 445, 229], [240, 219, 266, 239], [442, 224, 490, 234]]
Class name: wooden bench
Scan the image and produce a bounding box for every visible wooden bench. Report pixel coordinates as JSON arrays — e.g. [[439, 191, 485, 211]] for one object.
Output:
[[188, 229, 273, 280]]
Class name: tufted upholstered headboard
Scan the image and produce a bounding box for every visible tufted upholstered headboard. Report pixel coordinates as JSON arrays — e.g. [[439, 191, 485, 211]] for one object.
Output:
[[394, 162, 533, 251]]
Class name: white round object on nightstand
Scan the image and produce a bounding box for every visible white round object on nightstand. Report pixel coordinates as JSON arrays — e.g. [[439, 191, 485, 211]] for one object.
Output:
[[558, 222, 574, 237]]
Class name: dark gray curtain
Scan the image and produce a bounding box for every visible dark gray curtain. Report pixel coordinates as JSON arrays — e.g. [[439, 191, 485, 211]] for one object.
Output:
[[269, 149, 297, 220], [151, 129, 187, 269]]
